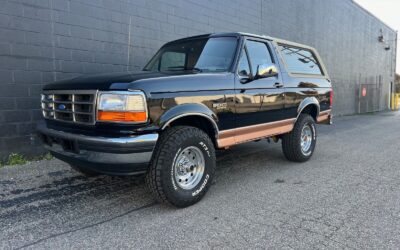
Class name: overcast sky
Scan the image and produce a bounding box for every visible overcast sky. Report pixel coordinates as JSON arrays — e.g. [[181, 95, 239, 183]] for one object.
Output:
[[354, 0, 399, 73]]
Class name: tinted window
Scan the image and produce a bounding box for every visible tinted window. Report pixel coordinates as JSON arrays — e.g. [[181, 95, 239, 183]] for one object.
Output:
[[237, 50, 251, 77], [279, 45, 322, 75], [195, 38, 238, 71], [160, 52, 186, 71], [144, 37, 238, 72], [246, 40, 273, 74]]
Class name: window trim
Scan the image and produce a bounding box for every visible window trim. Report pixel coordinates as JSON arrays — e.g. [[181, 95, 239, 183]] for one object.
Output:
[[274, 41, 330, 79], [236, 45, 253, 77], [236, 37, 278, 78], [246, 39, 276, 68], [278, 44, 324, 76]]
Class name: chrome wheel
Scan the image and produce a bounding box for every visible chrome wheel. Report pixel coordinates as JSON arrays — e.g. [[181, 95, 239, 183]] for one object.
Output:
[[300, 124, 313, 155], [174, 146, 205, 190]]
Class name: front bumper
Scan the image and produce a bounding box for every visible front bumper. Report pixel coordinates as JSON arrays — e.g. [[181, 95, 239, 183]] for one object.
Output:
[[37, 122, 158, 175]]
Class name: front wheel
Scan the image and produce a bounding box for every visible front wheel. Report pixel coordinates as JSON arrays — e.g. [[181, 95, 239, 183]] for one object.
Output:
[[146, 126, 216, 208], [282, 114, 317, 162]]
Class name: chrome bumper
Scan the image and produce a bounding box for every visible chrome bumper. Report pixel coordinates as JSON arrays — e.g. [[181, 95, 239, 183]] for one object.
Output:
[[37, 123, 158, 175]]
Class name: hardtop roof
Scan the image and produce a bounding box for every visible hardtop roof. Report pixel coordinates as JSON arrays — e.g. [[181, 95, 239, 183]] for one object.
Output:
[[166, 32, 316, 50]]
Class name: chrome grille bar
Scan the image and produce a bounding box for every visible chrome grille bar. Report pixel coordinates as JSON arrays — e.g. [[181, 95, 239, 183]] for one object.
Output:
[[41, 90, 98, 125]]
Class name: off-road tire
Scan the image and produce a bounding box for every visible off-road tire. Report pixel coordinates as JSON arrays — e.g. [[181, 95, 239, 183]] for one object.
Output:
[[146, 126, 216, 208], [282, 114, 317, 162], [70, 164, 100, 176]]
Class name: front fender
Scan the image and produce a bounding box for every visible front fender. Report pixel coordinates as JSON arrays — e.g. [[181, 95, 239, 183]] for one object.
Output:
[[158, 103, 218, 130]]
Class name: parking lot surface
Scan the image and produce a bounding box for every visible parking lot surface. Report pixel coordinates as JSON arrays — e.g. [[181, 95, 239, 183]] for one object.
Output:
[[1, 112, 400, 249]]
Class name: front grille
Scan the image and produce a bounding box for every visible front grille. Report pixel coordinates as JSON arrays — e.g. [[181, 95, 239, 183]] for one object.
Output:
[[41, 90, 97, 125]]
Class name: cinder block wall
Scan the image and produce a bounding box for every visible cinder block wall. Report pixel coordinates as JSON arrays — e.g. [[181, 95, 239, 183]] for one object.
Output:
[[0, 0, 397, 159]]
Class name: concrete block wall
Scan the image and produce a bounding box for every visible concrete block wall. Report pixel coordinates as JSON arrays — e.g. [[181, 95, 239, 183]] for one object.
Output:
[[0, 0, 396, 159]]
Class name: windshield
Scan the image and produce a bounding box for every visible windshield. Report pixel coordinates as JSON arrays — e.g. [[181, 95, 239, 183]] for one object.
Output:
[[144, 37, 238, 73]]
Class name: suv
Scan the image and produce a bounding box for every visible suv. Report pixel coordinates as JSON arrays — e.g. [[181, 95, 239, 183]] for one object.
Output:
[[38, 33, 333, 207]]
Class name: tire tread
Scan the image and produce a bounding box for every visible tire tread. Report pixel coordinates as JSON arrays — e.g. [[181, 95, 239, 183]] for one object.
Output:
[[145, 126, 215, 207], [282, 114, 316, 162]]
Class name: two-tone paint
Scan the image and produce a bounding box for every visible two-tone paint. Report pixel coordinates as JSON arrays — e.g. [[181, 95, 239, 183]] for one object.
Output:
[[43, 32, 332, 152]]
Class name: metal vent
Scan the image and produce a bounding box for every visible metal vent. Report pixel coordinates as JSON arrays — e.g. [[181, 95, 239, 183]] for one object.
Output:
[[41, 90, 97, 125]]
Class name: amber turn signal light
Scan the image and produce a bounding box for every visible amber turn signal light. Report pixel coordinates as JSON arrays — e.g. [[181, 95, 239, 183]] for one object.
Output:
[[98, 111, 147, 123]]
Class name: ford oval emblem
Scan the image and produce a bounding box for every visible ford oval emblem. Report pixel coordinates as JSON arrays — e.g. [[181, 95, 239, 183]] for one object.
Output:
[[58, 104, 66, 110]]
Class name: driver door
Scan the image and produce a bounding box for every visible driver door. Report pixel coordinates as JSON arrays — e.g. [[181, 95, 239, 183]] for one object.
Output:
[[232, 39, 285, 144], [235, 39, 285, 127]]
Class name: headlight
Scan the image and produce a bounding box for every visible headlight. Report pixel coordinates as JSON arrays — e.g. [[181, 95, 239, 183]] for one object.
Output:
[[97, 91, 148, 123]]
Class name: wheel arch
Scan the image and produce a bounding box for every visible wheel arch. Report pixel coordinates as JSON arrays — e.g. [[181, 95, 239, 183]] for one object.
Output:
[[159, 104, 219, 146], [297, 97, 320, 121]]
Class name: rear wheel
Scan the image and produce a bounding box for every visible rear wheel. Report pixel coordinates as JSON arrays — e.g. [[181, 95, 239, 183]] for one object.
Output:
[[146, 126, 216, 208], [70, 164, 100, 176], [282, 114, 316, 162]]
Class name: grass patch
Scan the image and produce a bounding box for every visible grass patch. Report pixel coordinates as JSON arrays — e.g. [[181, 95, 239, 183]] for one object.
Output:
[[32, 152, 53, 161], [6, 153, 28, 166], [43, 152, 54, 160], [0, 152, 53, 168]]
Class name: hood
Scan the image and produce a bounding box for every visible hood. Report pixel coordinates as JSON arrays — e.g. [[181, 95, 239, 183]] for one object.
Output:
[[42, 71, 197, 90]]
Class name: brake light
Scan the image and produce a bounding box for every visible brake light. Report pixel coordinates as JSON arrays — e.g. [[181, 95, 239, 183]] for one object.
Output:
[[329, 90, 333, 108]]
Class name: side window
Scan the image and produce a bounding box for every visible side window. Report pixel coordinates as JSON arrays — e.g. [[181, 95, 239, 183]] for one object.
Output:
[[246, 40, 273, 74], [160, 52, 186, 71], [279, 45, 322, 75], [237, 49, 251, 77]]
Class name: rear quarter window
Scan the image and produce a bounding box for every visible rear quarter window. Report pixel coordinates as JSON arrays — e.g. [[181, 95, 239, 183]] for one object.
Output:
[[279, 45, 323, 75]]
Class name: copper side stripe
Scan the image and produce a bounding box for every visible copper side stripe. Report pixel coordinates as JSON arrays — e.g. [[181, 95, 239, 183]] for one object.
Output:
[[217, 118, 296, 148], [317, 109, 332, 123]]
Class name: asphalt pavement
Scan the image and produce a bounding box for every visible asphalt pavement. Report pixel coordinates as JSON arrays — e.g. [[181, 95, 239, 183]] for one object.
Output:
[[1, 112, 400, 249]]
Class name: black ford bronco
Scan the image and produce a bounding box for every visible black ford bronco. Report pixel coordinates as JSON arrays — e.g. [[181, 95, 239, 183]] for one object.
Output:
[[38, 32, 333, 207]]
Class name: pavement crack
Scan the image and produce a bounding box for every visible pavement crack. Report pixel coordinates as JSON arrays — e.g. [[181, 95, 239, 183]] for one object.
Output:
[[15, 202, 157, 250]]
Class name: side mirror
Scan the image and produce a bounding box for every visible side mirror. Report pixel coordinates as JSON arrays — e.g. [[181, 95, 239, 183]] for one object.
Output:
[[256, 64, 279, 79]]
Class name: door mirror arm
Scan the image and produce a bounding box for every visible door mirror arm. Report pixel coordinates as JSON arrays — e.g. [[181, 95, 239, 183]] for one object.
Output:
[[239, 63, 278, 84], [239, 74, 254, 84], [256, 64, 279, 79]]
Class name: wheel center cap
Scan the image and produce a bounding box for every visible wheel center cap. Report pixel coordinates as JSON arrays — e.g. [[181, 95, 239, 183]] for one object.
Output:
[[178, 157, 192, 175]]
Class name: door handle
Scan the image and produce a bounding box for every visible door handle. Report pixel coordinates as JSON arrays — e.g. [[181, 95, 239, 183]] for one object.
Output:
[[274, 83, 284, 88]]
